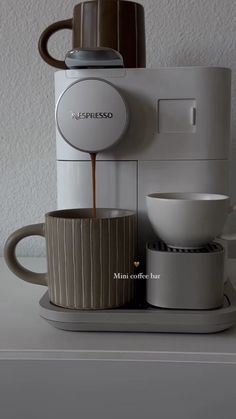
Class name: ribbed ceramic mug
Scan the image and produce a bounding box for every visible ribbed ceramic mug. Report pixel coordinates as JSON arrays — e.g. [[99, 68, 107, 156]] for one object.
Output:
[[38, 0, 146, 69], [4, 209, 136, 310]]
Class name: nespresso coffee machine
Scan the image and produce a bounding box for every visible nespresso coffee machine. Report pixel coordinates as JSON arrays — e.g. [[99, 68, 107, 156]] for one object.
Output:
[[55, 53, 231, 260], [38, 0, 236, 332]]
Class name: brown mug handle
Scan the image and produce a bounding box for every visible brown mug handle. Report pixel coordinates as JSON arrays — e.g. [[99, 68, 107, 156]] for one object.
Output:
[[4, 224, 47, 286], [38, 19, 73, 69]]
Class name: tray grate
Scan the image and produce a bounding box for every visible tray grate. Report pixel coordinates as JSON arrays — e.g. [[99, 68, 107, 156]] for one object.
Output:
[[148, 241, 223, 254]]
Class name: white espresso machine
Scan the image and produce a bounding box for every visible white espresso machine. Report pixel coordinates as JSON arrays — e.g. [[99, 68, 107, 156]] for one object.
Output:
[[55, 49, 231, 263], [37, 48, 236, 333]]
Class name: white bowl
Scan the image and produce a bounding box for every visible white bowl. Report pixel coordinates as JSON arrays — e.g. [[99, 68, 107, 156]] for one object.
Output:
[[146, 193, 229, 248]]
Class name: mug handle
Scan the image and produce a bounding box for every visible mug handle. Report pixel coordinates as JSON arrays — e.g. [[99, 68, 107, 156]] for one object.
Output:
[[38, 19, 73, 69], [220, 205, 236, 241], [4, 224, 47, 286]]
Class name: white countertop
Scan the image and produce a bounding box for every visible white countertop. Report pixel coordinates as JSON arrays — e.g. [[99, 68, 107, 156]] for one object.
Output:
[[1, 257, 236, 362]]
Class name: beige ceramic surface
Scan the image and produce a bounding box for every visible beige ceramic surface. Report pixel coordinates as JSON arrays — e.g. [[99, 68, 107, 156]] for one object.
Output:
[[4, 209, 136, 310], [146, 193, 236, 249]]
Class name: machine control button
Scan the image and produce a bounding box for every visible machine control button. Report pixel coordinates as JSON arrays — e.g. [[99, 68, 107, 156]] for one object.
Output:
[[158, 99, 197, 134], [56, 78, 129, 153]]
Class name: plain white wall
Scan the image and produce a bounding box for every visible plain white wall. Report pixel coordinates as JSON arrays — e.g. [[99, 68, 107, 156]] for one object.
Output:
[[1, 0, 236, 256]]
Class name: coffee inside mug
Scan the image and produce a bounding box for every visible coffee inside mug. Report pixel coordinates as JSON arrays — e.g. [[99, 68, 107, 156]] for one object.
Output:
[[48, 208, 134, 219]]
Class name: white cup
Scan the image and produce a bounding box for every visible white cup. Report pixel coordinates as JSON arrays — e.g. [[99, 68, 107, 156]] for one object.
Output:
[[146, 193, 236, 249]]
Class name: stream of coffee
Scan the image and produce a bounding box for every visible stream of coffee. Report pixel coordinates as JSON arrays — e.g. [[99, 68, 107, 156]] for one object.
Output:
[[90, 153, 97, 218]]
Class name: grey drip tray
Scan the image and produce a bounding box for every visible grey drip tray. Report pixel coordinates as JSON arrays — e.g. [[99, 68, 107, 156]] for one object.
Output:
[[39, 281, 236, 334]]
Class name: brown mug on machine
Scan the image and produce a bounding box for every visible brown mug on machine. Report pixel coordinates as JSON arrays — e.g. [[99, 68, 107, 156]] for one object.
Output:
[[4, 209, 136, 310], [38, 0, 146, 69]]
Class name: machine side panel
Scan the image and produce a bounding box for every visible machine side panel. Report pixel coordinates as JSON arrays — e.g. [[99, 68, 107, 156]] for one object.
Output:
[[57, 161, 137, 211]]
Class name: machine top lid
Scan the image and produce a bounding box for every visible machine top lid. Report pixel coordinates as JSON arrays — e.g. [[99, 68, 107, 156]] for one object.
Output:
[[65, 48, 124, 69]]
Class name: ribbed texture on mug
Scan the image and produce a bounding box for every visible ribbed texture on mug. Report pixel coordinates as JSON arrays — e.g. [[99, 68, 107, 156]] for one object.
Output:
[[45, 215, 135, 309], [73, 0, 146, 68]]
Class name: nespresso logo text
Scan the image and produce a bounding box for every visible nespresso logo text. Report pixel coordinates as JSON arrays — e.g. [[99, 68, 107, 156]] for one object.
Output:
[[71, 112, 114, 120]]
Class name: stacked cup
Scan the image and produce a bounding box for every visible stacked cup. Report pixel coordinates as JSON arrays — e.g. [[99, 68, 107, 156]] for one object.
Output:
[[146, 193, 236, 310]]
